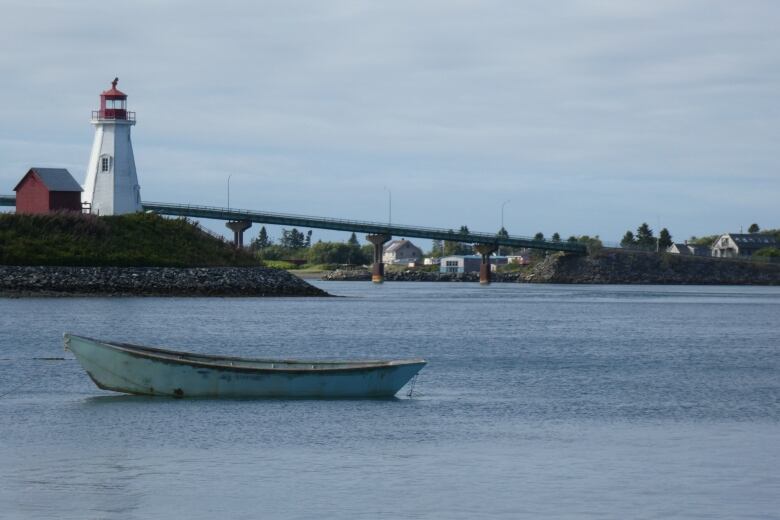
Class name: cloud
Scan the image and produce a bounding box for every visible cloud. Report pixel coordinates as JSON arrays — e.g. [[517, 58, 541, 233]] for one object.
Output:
[[1, 0, 778, 242]]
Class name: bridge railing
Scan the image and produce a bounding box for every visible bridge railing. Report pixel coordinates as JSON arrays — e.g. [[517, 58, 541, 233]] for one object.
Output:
[[142, 201, 587, 254]]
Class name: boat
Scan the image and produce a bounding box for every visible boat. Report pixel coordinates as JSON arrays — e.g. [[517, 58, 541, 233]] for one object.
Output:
[[64, 333, 426, 398]]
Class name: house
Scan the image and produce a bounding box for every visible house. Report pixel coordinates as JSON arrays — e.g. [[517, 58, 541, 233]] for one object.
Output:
[[667, 242, 712, 256], [383, 239, 423, 264], [440, 255, 510, 274], [13, 168, 83, 214], [506, 254, 531, 265], [711, 233, 779, 258]]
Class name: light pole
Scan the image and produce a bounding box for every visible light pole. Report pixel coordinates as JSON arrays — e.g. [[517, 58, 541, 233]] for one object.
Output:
[[384, 186, 392, 225], [501, 199, 510, 231], [227, 174, 233, 210]]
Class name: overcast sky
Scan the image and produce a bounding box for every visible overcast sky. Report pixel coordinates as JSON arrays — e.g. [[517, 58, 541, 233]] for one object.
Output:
[[1, 1, 778, 244]]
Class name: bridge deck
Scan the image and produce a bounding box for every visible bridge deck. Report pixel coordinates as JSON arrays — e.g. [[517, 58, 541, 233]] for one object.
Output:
[[0, 195, 586, 253]]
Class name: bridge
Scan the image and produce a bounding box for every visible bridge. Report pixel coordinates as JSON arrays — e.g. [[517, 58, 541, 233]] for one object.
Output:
[[1, 195, 586, 284]]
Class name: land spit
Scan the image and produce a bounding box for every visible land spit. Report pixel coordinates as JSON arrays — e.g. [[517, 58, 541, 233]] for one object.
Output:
[[321, 250, 780, 285], [0, 266, 329, 297]]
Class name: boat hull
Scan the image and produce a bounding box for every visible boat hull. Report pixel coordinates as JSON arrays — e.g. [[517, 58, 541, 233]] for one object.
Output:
[[64, 334, 426, 398]]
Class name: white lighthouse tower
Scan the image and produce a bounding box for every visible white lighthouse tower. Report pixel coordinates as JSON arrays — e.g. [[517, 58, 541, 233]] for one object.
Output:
[[83, 78, 142, 215]]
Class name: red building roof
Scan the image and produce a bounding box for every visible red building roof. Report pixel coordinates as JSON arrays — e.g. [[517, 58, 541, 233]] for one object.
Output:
[[13, 168, 83, 192]]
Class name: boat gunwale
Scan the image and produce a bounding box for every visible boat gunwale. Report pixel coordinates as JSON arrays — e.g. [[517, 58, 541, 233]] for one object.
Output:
[[64, 333, 426, 374]]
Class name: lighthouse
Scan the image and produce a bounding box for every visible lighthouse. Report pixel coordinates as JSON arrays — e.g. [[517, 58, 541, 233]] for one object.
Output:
[[82, 78, 142, 215]]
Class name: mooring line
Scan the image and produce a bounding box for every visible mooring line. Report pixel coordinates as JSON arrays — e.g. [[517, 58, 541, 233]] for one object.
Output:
[[407, 374, 419, 398]]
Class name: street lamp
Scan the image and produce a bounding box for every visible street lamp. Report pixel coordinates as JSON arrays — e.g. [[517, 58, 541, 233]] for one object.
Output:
[[384, 186, 392, 225], [501, 199, 510, 231], [227, 174, 233, 210]]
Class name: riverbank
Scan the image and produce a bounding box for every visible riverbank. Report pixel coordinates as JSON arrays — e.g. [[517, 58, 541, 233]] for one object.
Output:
[[0, 266, 329, 297], [320, 250, 780, 285]]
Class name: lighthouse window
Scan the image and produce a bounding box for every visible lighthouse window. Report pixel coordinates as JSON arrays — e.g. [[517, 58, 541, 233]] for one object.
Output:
[[101, 157, 109, 172]]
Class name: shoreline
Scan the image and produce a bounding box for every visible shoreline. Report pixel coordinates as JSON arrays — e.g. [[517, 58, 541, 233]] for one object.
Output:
[[0, 266, 330, 297], [317, 251, 780, 285]]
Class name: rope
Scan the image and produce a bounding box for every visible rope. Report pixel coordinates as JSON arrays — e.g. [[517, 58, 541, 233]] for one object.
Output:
[[0, 358, 68, 398], [406, 374, 419, 398], [0, 378, 31, 398]]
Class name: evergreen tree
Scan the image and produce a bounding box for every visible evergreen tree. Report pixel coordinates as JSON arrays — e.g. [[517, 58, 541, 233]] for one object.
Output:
[[443, 226, 473, 255], [250, 226, 271, 251], [497, 227, 509, 255], [748, 223, 760, 233], [567, 236, 578, 243], [430, 239, 443, 257], [658, 228, 673, 250], [347, 232, 359, 247], [620, 230, 636, 248], [280, 228, 307, 249], [534, 232, 544, 241], [635, 223, 655, 250], [305, 230, 312, 248], [551, 232, 561, 242]]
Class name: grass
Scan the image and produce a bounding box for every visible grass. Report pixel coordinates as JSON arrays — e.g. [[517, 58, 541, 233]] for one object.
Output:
[[0, 212, 262, 267]]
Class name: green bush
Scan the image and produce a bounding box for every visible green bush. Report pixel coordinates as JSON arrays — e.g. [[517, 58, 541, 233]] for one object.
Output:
[[0, 212, 260, 267], [754, 247, 780, 258]]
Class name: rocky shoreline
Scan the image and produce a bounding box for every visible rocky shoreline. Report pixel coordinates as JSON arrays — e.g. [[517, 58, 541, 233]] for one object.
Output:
[[321, 251, 780, 285], [0, 266, 329, 297]]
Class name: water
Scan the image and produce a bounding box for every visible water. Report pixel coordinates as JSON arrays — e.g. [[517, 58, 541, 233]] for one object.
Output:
[[1, 283, 778, 519]]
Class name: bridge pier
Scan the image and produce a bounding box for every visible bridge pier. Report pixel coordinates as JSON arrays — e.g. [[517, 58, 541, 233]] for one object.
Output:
[[474, 244, 498, 285], [226, 220, 252, 248], [366, 234, 391, 283]]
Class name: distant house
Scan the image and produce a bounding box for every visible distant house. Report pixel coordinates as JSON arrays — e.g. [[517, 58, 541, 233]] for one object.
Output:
[[667, 243, 693, 255], [506, 254, 531, 265], [14, 168, 83, 215], [423, 257, 441, 266], [711, 233, 779, 258], [667, 242, 713, 257], [440, 255, 509, 274], [383, 239, 423, 264]]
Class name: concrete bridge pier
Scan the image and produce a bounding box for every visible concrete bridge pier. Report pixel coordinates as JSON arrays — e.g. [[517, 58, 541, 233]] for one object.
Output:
[[474, 244, 498, 285], [226, 220, 252, 248], [366, 233, 391, 283]]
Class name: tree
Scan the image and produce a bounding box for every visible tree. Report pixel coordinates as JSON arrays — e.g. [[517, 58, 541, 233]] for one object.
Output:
[[551, 232, 561, 242], [567, 236, 578, 243], [347, 232, 359, 247], [748, 223, 760, 233], [308, 241, 369, 265], [577, 235, 603, 254], [442, 226, 474, 256], [658, 228, 673, 250], [429, 239, 443, 257], [534, 232, 544, 241], [635, 223, 655, 250], [305, 230, 312, 248], [620, 230, 636, 248], [250, 226, 271, 251], [496, 227, 509, 255], [279, 228, 307, 249]]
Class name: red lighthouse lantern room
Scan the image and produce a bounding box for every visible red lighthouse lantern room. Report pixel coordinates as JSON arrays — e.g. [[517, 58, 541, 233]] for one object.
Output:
[[95, 77, 133, 120]]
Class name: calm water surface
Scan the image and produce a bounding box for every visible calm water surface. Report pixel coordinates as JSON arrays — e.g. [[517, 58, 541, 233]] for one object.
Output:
[[1, 282, 778, 519]]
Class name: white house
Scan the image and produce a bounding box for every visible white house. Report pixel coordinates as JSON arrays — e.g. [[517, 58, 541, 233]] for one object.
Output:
[[440, 255, 509, 273], [711, 233, 779, 258], [383, 239, 423, 264]]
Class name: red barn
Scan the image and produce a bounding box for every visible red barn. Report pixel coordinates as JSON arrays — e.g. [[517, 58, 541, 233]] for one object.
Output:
[[14, 167, 83, 214]]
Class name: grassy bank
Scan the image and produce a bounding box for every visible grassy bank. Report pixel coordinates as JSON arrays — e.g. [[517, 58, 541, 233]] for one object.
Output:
[[0, 212, 261, 267]]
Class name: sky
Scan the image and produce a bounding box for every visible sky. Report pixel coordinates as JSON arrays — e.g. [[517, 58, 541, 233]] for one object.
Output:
[[1, 0, 778, 246]]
